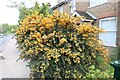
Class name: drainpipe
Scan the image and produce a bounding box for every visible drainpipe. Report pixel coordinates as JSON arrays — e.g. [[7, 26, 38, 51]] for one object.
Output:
[[117, 1, 120, 59]]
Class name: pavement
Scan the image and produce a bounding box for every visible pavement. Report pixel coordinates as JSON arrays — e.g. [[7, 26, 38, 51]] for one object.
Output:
[[0, 35, 30, 79], [0, 34, 14, 52]]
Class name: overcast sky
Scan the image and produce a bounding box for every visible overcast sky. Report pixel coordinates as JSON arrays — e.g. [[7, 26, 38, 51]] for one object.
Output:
[[0, 0, 58, 25]]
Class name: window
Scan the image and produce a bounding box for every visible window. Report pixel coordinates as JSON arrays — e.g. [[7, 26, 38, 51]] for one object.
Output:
[[58, 0, 65, 3], [59, 7, 64, 12], [99, 17, 117, 47], [70, 0, 76, 13], [90, 0, 107, 7]]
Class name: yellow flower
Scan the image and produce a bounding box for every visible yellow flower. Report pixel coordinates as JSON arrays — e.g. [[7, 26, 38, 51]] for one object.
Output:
[[36, 38, 41, 43], [47, 56, 51, 60], [55, 59, 59, 63], [41, 18, 47, 25], [27, 49, 33, 54], [53, 10, 59, 17], [34, 41, 37, 44], [82, 34, 88, 37], [59, 38, 67, 44]]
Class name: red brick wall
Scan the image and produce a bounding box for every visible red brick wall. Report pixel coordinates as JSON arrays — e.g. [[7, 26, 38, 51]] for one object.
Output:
[[87, 2, 119, 48], [63, 2, 71, 14], [55, 0, 118, 18], [87, 2, 118, 19], [76, 2, 89, 11]]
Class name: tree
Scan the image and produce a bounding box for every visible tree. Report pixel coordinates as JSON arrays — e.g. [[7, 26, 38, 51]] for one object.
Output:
[[2, 23, 9, 33], [9, 24, 18, 33], [8, 0, 51, 23], [0, 25, 3, 33]]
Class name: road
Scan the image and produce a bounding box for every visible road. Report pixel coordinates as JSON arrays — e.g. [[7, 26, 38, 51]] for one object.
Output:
[[0, 34, 14, 52]]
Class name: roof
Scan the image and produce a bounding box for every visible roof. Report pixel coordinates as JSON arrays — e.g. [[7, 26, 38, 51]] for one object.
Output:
[[72, 10, 97, 25], [75, 10, 95, 20], [52, 0, 68, 10]]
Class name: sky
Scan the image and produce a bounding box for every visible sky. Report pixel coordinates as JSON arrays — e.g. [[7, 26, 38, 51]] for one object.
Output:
[[0, 0, 58, 25]]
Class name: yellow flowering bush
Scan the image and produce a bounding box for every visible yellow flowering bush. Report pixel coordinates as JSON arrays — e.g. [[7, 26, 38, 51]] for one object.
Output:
[[15, 10, 109, 78]]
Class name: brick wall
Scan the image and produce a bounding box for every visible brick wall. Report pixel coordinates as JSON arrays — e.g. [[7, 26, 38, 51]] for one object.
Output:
[[63, 2, 71, 14], [87, 2, 118, 19], [76, 2, 89, 11], [56, 0, 118, 17], [86, 2, 119, 56], [87, 2, 118, 47]]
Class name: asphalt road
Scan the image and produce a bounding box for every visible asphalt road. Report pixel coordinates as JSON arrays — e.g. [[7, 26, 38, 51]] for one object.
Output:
[[0, 34, 14, 52]]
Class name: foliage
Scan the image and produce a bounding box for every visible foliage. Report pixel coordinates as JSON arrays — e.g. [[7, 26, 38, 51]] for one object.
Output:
[[18, 2, 50, 21], [2, 24, 9, 33], [0, 24, 17, 34], [8, 0, 51, 23], [95, 56, 114, 78], [9, 24, 18, 33], [0, 25, 2, 33], [85, 65, 114, 79], [15, 10, 109, 78]]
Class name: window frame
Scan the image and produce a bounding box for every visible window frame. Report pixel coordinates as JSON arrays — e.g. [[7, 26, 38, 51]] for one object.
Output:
[[99, 17, 117, 47], [89, 0, 108, 8], [59, 0, 65, 3], [70, 0, 76, 13], [59, 6, 64, 12]]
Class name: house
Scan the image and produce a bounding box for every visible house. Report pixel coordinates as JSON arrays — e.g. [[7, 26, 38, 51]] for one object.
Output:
[[52, 0, 120, 55]]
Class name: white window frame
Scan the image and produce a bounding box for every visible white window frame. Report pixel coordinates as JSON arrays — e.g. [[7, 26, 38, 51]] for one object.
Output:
[[89, 0, 108, 8], [59, 6, 64, 12], [59, 0, 65, 3], [70, 0, 76, 13], [99, 17, 117, 47]]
